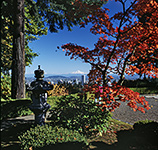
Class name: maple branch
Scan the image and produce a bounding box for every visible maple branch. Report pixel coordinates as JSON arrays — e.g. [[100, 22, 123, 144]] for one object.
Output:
[[86, 60, 107, 86], [117, 55, 124, 74], [120, 0, 125, 13], [121, 23, 138, 35], [121, 6, 156, 36], [104, 0, 137, 75], [118, 35, 153, 85], [125, 0, 137, 13], [85, 60, 102, 72], [118, 49, 136, 86], [117, 59, 122, 74], [151, 56, 158, 61], [127, 51, 158, 65]]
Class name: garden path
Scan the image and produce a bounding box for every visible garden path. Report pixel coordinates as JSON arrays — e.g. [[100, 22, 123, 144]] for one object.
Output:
[[112, 95, 158, 124]]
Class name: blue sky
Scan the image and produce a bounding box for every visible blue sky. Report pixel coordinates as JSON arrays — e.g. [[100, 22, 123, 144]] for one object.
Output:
[[26, 0, 127, 75], [26, 25, 99, 75]]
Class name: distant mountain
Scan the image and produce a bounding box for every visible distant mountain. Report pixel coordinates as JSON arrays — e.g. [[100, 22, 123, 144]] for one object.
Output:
[[60, 74, 87, 77], [45, 75, 86, 80], [46, 75, 67, 79]]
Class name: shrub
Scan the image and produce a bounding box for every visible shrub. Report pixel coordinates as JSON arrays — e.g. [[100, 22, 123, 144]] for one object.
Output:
[[65, 83, 83, 94], [18, 125, 88, 150], [47, 83, 68, 97], [1, 74, 11, 100], [123, 79, 157, 88], [47, 96, 60, 108], [48, 95, 111, 137]]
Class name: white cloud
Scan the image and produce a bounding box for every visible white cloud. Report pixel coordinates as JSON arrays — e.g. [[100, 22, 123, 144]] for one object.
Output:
[[72, 70, 86, 74]]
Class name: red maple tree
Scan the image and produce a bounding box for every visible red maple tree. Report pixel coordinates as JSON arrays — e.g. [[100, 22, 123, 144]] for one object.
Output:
[[61, 0, 158, 113]]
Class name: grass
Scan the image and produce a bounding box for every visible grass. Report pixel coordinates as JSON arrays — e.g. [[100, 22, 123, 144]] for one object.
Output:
[[130, 87, 158, 94], [47, 96, 61, 108]]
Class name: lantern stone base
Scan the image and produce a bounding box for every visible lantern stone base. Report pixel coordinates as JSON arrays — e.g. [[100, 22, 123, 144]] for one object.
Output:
[[29, 103, 51, 126]]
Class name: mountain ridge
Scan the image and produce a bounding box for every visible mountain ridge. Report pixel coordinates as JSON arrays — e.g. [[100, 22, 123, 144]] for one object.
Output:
[[26, 73, 140, 80]]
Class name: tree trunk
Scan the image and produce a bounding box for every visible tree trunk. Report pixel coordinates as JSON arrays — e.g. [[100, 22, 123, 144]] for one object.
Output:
[[12, 0, 25, 99]]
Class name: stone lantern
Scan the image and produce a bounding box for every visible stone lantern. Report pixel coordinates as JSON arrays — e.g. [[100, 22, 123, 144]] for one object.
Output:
[[27, 65, 53, 125]]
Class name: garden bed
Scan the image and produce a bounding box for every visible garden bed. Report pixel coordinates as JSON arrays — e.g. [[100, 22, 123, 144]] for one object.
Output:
[[1, 119, 158, 150]]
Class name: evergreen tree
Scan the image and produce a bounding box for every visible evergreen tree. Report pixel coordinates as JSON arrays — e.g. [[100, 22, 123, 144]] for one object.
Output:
[[1, 0, 107, 99]]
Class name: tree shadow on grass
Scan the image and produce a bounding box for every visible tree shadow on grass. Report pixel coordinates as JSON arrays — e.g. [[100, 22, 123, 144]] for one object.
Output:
[[1, 121, 34, 150], [37, 142, 88, 150], [1, 100, 32, 120], [90, 122, 158, 150]]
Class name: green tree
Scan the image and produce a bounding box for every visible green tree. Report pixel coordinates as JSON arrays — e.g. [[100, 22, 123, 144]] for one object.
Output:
[[34, 0, 107, 32], [11, 0, 25, 99], [1, 0, 47, 99], [1, 0, 107, 99], [1, 0, 48, 75]]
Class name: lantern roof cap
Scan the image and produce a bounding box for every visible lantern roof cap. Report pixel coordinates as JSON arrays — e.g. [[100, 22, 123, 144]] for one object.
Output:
[[34, 65, 44, 80]]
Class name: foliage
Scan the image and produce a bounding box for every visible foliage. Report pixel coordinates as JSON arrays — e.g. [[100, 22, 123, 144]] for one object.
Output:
[[18, 125, 88, 150], [65, 82, 83, 94], [123, 79, 158, 93], [123, 79, 158, 88], [48, 95, 111, 137], [1, 73, 11, 100], [46, 96, 61, 108], [1, 0, 107, 74], [34, 0, 108, 33], [61, 0, 158, 113], [1, 0, 43, 74], [47, 83, 69, 97], [2, 118, 157, 149], [1, 99, 32, 120]]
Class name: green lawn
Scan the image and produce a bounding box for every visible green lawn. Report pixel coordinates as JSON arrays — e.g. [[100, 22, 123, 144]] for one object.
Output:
[[130, 87, 158, 94]]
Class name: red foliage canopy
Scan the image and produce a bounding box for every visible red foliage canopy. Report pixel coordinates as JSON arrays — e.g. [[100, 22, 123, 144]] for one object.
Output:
[[61, 0, 158, 113]]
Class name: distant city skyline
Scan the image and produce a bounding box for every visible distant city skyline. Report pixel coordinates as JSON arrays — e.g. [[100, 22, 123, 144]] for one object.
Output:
[[25, 73, 88, 86]]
